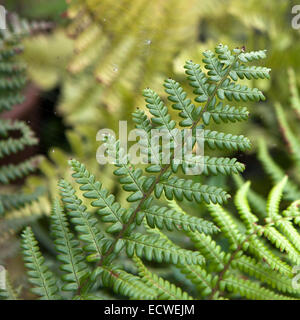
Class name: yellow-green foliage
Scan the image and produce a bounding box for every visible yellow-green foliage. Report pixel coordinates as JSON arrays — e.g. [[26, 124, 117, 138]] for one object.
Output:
[[258, 69, 300, 201]]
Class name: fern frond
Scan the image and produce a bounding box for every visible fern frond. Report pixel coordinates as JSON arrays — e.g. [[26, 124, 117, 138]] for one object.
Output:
[[258, 139, 300, 201], [124, 232, 204, 265], [143, 88, 177, 133], [155, 176, 230, 204], [132, 109, 163, 170], [220, 276, 295, 300], [92, 266, 157, 300], [233, 174, 267, 216], [178, 156, 245, 176], [266, 176, 288, 219], [50, 200, 88, 292], [0, 186, 44, 213], [0, 156, 41, 184], [258, 225, 300, 265], [134, 256, 192, 300], [0, 269, 19, 300], [202, 102, 249, 125], [142, 205, 218, 234], [164, 78, 197, 127], [203, 130, 251, 151], [230, 65, 271, 80], [0, 120, 38, 159], [202, 49, 226, 82], [58, 179, 104, 260], [238, 50, 267, 62], [177, 263, 216, 297], [187, 232, 228, 272], [234, 181, 258, 230], [21, 227, 60, 300], [218, 80, 265, 102], [69, 159, 125, 234], [247, 236, 293, 277], [207, 204, 245, 250], [184, 60, 210, 103], [231, 255, 297, 295]]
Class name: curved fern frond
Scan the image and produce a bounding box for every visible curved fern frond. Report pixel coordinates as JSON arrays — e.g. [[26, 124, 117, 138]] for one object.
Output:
[[266, 176, 288, 219], [234, 181, 258, 230]]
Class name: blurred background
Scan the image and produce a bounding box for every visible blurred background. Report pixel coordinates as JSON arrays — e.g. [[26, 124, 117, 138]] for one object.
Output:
[[0, 0, 300, 298]]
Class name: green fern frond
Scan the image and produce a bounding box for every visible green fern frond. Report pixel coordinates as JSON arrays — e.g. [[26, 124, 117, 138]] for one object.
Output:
[[184, 60, 210, 103], [134, 256, 193, 300], [207, 204, 245, 251], [50, 200, 88, 292], [218, 79, 265, 102], [142, 205, 218, 234], [202, 102, 249, 125], [124, 232, 204, 265], [69, 159, 125, 234], [187, 232, 228, 272], [164, 78, 197, 127], [258, 139, 300, 201], [92, 266, 157, 300], [234, 181, 258, 230], [177, 264, 216, 297], [0, 156, 41, 184], [220, 276, 295, 300], [266, 176, 288, 218], [203, 130, 251, 151], [21, 227, 60, 300], [231, 255, 297, 294], [58, 179, 104, 260], [155, 176, 230, 205]]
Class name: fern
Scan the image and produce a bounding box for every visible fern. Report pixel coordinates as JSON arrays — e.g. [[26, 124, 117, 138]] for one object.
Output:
[[0, 15, 52, 252], [21, 227, 60, 300], [12, 44, 297, 301], [258, 68, 300, 201]]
